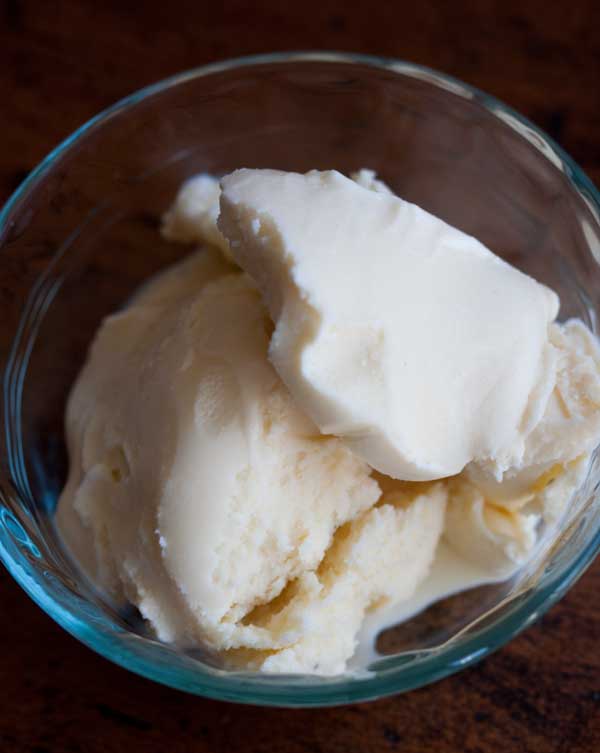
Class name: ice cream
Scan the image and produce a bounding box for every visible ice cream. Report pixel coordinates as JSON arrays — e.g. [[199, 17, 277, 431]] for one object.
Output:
[[56, 237, 450, 671], [56, 168, 600, 676], [218, 168, 559, 481], [162, 173, 231, 259], [467, 319, 600, 506]]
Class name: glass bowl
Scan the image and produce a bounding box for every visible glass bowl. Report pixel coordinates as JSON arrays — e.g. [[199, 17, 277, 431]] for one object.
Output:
[[1, 52, 600, 708]]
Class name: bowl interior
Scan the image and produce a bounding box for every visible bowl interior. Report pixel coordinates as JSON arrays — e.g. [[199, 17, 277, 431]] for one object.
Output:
[[2, 55, 600, 706]]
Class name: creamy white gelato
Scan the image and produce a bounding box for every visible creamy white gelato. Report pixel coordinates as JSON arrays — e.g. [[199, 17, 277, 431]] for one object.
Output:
[[56, 240, 448, 671], [56, 167, 600, 676], [218, 168, 559, 481], [162, 173, 231, 259]]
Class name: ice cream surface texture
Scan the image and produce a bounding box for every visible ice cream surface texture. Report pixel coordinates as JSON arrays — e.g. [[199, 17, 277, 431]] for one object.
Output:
[[57, 168, 600, 676]]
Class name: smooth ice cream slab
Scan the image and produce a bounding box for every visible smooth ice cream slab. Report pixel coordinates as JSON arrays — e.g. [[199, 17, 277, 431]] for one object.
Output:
[[218, 168, 559, 481]]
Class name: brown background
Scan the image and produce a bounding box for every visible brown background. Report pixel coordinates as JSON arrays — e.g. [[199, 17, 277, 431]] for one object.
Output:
[[1, 1, 600, 751]]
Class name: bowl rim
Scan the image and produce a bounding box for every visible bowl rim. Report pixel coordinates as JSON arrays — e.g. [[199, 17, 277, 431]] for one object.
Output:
[[1, 50, 600, 707]]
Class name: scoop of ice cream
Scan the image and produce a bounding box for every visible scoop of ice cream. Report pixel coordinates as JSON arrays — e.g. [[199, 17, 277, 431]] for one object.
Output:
[[444, 318, 600, 576], [467, 319, 600, 511], [218, 168, 559, 481], [57, 248, 447, 672], [162, 174, 232, 260], [228, 481, 446, 674], [57, 250, 381, 645]]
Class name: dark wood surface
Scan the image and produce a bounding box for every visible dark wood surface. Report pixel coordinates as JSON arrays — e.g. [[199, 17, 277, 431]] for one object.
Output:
[[2, 1, 600, 751]]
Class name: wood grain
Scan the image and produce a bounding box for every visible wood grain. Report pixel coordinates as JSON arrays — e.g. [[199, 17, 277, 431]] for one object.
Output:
[[1, 1, 599, 751]]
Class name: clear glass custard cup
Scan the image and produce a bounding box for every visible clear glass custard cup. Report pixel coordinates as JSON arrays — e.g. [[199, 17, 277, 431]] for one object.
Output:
[[1, 53, 600, 707]]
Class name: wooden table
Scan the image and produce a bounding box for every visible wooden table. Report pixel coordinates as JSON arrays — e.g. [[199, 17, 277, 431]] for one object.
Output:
[[2, 1, 599, 751]]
